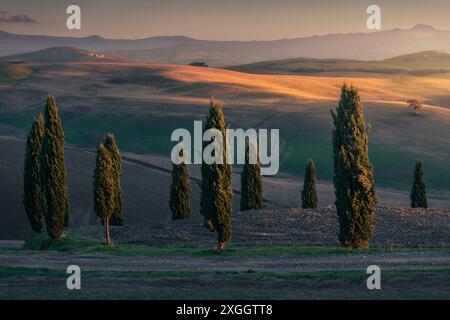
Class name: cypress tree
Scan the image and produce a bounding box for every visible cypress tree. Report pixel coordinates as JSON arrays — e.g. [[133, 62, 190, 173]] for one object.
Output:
[[104, 133, 124, 226], [170, 149, 192, 220], [93, 144, 115, 246], [331, 85, 377, 249], [41, 96, 69, 239], [201, 98, 233, 252], [410, 160, 428, 208], [240, 144, 263, 211], [301, 159, 318, 209], [23, 114, 45, 233]]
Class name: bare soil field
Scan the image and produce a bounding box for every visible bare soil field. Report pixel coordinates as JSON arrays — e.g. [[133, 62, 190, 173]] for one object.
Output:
[[107, 207, 450, 249]]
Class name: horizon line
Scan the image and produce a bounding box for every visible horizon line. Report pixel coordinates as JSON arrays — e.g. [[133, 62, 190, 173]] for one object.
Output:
[[0, 23, 441, 43]]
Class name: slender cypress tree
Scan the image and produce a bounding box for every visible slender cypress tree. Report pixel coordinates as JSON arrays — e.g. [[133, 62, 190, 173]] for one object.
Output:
[[301, 159, 318, 209], [41, 96, 69, 239], [201, 98, 233, 252], [240, 144, 263, 211], [331, 85, 377, 249], [23, 114, 45, 233], [104, 133, 124, 226], [410, 160, 428, 208], [170, 149, 192, 220], [94, 144, 115, 246]]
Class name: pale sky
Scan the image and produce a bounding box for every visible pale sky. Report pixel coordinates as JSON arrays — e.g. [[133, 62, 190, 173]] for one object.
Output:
[[1, 0, 450, 40]]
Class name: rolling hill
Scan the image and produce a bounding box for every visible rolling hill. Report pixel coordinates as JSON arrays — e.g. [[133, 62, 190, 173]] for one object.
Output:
[[0, 48, 449, 241], [229, 51, 450, 76], [0, 47, 118, 63], [5, 24, 450, 66], [0, 48, 449, 188]]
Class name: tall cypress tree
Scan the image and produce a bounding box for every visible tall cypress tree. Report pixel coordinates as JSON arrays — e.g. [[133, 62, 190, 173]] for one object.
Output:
[[93, 144, 114, 246], [104, 133, 124, 226], [41, 96, 69, 239], [23, 114, 45, 233], [170, 149, 192, 220], [410, 160, 428, 208], [201, 98, 233, 252], [240, 144, 263, 211], [331, 85, 377, 249], [301, 159, 318, 209]]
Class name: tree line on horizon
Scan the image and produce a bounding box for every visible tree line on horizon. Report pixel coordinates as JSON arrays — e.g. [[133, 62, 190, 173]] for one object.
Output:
[[22, 87, 430, 250]]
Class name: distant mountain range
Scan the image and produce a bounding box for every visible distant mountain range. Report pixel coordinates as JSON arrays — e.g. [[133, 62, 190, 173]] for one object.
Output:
[[3, 24, 450, 66]]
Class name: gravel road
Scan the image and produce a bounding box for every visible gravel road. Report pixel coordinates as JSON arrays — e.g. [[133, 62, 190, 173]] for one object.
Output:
[[1, 248, 449, 273]]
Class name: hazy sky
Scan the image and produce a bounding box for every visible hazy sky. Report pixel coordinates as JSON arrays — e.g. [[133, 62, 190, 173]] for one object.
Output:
[[1, 0, 450, 40]]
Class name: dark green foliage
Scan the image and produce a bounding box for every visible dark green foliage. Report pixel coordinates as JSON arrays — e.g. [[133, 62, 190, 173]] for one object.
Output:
[[240, 145, 263, 211], [23, 114, 45, 233], [331, 85, 378, 249], [410, 160, 428, 208], [41, 96, 69, 239], [301, 159, 318, 209], [104, 133, 124, 226], [200, 99, 233, 250], [93, 144, 114, 245], [170, 149, 192, 220]]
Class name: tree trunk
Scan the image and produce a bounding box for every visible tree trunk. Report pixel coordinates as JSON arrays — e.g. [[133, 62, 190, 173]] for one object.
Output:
[[104, 217, 111, 246], [217, 241, 225, 252]]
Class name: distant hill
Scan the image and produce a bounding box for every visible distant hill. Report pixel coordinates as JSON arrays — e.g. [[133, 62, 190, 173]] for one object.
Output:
[[1, 47, 117, 63], [0, 31, 200, 58], [384, 50, 450, 63], [5, 25, 450, 66], [229, 50, 450, 75]]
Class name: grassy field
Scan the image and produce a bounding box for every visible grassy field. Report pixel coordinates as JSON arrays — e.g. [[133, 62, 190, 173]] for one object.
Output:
[[0, 99, 449, 191], [2, 229, 450, 300], [19, 223, 450, 256]]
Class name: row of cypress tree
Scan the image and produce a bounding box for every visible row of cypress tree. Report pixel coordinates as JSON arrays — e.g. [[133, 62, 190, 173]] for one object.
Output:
[[23, 96, 69, 238], [168, 90, 429, 251], [169, 99, 266, 251], [24, 90, 430, 250], [23, 96, 123, 244]]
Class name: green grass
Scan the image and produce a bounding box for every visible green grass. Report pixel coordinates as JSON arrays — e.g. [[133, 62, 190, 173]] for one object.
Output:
[[23, 229, 97, 251], [18, 229, 450, 257], [0, 93, 449, 192]]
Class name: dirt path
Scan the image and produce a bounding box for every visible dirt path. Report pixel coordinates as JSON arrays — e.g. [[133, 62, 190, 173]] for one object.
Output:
[[1, 250, 450, 273]]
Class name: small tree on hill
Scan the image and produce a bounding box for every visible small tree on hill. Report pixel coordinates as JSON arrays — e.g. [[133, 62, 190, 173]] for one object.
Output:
[[407, 99, 424, 115], [301, 159, 318, 209], [41, 96, 69, 239], [170, 148, 192, 220], [94, 144, 115, 246], [104, 133, 124, 226], [240, 143, 263, 211], [410, 160, 428, 208], [23, 114, 45, 233]]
